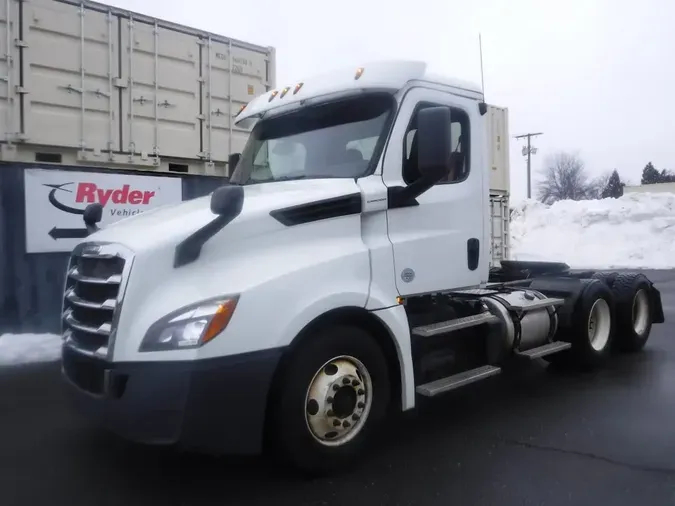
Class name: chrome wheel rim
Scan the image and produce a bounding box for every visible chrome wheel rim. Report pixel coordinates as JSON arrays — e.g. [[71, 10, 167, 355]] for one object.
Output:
[[632, 289, 650, 336], [304, 355, 373, 447], [588, 298, 612, 351]]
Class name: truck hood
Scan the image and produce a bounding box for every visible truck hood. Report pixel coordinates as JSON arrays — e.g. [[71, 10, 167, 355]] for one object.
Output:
[[86, 178, 362, 252]]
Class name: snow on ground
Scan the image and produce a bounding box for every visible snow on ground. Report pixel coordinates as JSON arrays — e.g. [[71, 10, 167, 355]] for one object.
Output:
[[0, 333, 61, 366], [511, 192, 675, 269]]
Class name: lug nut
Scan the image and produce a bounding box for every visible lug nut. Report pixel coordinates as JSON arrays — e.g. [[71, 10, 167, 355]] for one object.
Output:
[[333, 384, 340, 391], [327, 410, 334, 417], [352, 379, 360, 387], [352, 414, 360, 421], [357, 402, 365, 409], [333, 419, 341, 427], [342, 378, 350, 385], [358, 389, 365, 396], [327, 396, 333, 403], [343, 421, 351, 428]]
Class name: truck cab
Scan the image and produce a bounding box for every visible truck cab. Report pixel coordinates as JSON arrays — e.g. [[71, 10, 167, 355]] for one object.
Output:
[[61, 61, 664, 475]]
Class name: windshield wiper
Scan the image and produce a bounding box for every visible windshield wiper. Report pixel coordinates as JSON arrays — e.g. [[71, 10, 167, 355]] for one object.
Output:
[[243, 174, 308, 185]]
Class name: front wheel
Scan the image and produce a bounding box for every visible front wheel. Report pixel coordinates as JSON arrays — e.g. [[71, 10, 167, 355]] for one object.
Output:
[[270, 325, 390, 475]]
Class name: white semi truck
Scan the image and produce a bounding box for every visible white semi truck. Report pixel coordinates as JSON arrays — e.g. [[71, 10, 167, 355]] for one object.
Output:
[[61, 60, 665, 475]]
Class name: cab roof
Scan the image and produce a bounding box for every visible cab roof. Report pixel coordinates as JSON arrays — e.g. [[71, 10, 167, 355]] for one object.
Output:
[[234, 60, 483, 126]]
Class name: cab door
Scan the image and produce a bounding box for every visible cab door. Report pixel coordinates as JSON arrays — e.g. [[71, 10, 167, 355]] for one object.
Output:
[[382, 87, 486, 296]]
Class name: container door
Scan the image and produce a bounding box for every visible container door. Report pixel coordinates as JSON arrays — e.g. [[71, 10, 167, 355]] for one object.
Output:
[[202, 40, 272, 165], [119, 16, 201, 159], [21, 0, 120, 151]]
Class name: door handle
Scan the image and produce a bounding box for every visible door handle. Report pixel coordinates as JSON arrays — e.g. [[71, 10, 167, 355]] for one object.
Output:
[[467, 238, 479, 271]]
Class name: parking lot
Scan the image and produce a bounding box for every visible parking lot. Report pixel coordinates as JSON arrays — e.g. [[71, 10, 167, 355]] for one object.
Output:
[[2, 270, 675, 506]]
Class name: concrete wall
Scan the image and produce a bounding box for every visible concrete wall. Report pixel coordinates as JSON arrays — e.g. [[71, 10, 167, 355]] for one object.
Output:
[[624, 182, 675, 194]]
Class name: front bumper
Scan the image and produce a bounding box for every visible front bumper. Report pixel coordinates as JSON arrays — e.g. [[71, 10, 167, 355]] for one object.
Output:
[[61, 344, 284, 455]]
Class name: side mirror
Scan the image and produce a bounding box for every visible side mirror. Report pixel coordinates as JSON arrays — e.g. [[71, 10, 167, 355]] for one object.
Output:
[[389, 106, 453, 209], [228, 153, 241, 172], [83, 203, 103, 235], [210, 184, 245, 218], [417, 106, 452, 182]]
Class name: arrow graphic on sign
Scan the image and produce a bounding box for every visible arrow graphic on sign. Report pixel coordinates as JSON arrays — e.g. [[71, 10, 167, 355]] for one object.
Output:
[[48, 227, 89, 240]]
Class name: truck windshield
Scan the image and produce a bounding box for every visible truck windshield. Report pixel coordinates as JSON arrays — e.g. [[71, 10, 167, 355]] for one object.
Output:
[[230, 92, 394, 185]]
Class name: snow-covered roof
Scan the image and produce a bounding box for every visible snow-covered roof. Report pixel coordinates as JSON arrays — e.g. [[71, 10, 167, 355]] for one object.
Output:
[[235, 60, 483, 126]]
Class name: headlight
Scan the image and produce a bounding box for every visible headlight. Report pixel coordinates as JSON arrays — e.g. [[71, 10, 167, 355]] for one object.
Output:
[[139, 296, 239, 352]]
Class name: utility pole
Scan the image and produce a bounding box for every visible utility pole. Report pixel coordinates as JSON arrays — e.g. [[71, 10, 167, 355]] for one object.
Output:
[[514, 132, 543, 199]]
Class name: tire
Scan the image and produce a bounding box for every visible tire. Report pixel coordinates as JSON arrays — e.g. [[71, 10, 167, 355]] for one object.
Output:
[[610, 273, 653, 352], [592, 271, 619, 289], [547, 280, 615, 370], [270, 325, 390, 476]]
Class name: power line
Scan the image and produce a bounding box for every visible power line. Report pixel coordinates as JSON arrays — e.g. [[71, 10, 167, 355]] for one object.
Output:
[[514, 132, 543, 199]]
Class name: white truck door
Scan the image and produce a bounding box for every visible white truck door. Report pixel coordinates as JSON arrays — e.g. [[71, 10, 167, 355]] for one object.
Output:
[[382, 87, 486, 296]]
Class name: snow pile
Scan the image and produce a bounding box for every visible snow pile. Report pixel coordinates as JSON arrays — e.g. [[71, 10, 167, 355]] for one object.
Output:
[[511, 192, 675, 269], [0, 333, 61, 366]]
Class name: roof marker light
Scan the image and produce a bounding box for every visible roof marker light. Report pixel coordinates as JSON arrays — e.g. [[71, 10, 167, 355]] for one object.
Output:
[[268, 90, 279, 102], [293, 82, 304, 95], [279, 86, 291, 98], [355, 67, 364, 80], [234, 103, 247, 117]]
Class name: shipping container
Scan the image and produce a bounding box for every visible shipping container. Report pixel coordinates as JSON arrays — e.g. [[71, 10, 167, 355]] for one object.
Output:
[[0, 0, 275, 176], [486, 104, 510, 196], [489, 193, 509, 267], [485, 104, 510, 265]]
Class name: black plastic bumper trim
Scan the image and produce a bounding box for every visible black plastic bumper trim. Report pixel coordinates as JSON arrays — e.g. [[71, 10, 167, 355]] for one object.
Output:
[[62, 345, 284, 455]]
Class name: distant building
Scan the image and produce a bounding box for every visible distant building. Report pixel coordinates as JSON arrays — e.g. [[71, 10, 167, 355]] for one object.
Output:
[[623, 182, 675, 194]]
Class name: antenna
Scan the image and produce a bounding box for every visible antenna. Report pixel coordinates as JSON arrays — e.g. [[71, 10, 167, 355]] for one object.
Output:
[[479, 33, 486, 100]]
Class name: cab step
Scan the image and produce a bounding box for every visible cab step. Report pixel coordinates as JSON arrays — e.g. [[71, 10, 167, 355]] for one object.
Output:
[[416, 365, 501, 397], [517, 341, 571, 359], [509, 297, 565, 312], [412, 312, 499, 337]]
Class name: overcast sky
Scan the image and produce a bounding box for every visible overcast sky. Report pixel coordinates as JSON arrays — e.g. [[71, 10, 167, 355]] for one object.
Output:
[[110, 0, 675, 202]]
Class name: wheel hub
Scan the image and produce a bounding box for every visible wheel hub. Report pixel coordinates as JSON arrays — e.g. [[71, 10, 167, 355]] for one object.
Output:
[[304, 356, 372, 447], [587, 298, 611, 351], [332, 385, 358, 418]]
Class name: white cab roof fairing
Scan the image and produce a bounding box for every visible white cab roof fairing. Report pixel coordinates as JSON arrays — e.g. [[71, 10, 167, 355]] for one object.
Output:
[[234, 60, 484, 128]]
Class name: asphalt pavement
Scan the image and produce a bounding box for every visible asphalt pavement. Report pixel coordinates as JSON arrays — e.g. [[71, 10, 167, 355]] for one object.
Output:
[[2, 270, 675, 506]]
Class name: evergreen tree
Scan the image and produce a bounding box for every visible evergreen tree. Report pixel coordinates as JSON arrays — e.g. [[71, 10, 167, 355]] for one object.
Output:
[[660, 169, 675, 183], [641, 162, 661, 184], [601, 170, 624, 198]]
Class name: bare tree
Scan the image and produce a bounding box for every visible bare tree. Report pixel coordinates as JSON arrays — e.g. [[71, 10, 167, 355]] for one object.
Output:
[[588, 172, 611, 200], [536, 152, 596, 204]]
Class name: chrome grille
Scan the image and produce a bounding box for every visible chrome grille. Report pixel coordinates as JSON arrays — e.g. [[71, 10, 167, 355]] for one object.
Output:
[[62, 242, 134, 359]]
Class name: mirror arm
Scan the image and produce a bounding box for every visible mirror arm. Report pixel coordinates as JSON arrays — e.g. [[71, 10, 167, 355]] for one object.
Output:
[[387, 176, 436, 209]]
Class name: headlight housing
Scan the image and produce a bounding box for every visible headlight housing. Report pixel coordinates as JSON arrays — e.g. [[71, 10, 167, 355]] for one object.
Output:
[[139, 296, 239, 352]]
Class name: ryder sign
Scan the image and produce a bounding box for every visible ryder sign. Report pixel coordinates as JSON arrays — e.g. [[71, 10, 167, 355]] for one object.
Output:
[[24, 168, 183, 253]]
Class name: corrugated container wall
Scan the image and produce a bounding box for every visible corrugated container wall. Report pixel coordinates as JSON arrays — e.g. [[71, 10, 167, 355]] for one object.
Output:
[[0, 0, 275, 176], [486, 104, 510, 266], [487, 104, 510, 196]]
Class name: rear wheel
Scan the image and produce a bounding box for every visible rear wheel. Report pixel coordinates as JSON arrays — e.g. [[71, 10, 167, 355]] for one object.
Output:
[[547, 280, 615, 370], [610, 273, 653, 352], [270, 325, 390, 475], [592, 271, 619, 288]]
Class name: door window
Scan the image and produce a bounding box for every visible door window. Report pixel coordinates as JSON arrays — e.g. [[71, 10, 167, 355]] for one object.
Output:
[[402, 104, 471, 185]]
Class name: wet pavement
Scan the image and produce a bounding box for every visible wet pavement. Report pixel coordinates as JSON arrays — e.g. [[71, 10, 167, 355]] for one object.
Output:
[[1, 270, 674, 506]]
